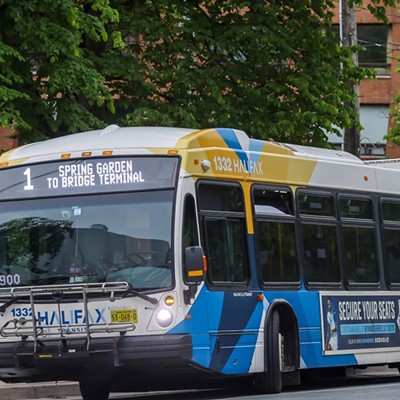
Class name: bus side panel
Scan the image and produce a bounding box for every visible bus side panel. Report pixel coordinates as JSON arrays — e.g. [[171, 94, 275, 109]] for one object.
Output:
[[264, 291, 358, 369], [170, 285, 265, 375], [169, 285, 212, 368], [205, 289, 263, 375]]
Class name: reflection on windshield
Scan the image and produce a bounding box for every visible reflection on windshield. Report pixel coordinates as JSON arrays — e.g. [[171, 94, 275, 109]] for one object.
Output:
[[0, 191, 174, 291]]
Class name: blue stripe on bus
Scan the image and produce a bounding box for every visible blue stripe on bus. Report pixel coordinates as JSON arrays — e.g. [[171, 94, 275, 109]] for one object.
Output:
[[209, 291, 260, 373], [220, 298, 264, 374], [215, 128, 264, 176], [215, 128, 248, 164], [169, 285, 261, 373]]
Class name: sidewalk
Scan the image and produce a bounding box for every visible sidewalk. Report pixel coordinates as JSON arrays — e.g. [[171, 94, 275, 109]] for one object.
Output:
[[0, 380, 80, 400]]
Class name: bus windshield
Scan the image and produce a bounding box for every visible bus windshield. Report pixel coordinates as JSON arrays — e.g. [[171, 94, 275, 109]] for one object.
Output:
[[0, 191, 174, 291]]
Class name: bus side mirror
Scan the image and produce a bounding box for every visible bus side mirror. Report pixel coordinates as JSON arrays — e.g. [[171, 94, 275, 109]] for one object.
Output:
[[184, 246, 205, 284], [183, 246, 205, 305]]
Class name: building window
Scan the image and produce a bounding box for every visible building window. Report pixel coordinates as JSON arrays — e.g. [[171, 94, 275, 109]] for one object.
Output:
[[331, 24, 391, 75], [357, 24, 391, 75], [327, 105, 389, 158]]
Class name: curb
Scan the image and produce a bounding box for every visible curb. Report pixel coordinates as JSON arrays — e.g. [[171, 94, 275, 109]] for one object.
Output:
[[0, 381, 80, 400]]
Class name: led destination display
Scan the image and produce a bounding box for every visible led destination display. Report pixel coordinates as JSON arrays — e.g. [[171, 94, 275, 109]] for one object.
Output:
[[0, 157, 179, 200]]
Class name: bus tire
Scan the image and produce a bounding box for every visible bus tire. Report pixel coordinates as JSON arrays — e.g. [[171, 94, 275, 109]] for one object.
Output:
[[79, 380, 110, 400], [254, 309, 282, 394]]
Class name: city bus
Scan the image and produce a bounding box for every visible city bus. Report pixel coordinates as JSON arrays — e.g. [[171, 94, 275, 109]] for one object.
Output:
[[0, 125, 399, 399]]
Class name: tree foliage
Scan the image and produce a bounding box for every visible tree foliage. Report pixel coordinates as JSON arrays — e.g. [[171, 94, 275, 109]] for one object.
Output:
[[0, 0, 398, 146], [103, 0, 366, 146], [0, 0, 122, 143]]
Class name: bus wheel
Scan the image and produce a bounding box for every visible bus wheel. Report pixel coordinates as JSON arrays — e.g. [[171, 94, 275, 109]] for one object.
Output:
[[79, 380, 110, 400], [254, 310, 282, 394]]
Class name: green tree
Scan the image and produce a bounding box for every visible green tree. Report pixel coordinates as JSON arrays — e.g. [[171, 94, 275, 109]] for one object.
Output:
[[389, 100, 400, 145], [0, 0, 122, 144], [95, 0, 392, 146], [0, 0, 398, 147], [105, 0, 362, 146]]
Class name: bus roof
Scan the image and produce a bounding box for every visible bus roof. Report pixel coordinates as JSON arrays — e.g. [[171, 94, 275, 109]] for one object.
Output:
[[364, 158, 400, 169], [2, 125, 400, 195], [0, 125, 363, 165]]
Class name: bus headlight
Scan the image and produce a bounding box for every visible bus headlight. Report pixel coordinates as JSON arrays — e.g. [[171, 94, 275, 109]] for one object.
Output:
[[156, 309, 173, 327]]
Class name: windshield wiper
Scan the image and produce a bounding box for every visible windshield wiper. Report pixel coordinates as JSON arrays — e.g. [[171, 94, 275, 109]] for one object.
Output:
[[0, 274, 97, 313], [121, 284, 158, 305], [0, 280, 158, 314]]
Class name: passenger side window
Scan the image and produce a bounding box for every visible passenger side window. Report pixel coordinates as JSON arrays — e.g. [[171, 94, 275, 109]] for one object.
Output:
[[340, 197, 378, 284], [298, 192, 341, 284], [382, 199, 400, 285], [253, 186, 299, 284]]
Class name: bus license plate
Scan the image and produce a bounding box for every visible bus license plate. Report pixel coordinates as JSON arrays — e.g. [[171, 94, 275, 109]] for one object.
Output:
[[111, 308, 138, 323]]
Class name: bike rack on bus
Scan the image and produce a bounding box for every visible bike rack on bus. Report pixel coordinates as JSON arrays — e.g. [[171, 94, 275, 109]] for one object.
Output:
[[0, 282, 135, 353]]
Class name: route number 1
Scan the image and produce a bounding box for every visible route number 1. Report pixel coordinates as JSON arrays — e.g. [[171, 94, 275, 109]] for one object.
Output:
[[23, 168, 34, 190]]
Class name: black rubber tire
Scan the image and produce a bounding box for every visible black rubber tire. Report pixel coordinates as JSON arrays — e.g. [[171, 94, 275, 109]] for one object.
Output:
[[254, 310, 282, 394], [79, 380, 110, 400]]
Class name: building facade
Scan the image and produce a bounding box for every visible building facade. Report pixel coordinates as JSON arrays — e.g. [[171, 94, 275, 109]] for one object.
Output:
[[332, 1, 400, 159], [0, 128, 18, 153]]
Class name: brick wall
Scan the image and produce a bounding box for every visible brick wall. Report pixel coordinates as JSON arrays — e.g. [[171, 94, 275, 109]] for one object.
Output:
[[0, 128, 18, 153]]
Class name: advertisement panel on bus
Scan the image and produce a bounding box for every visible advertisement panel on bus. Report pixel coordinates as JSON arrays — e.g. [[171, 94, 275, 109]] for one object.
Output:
[[321, 292, 400, 354]]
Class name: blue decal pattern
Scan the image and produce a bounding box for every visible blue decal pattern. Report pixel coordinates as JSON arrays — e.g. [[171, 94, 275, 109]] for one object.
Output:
[[170, 285, 263, 374], [215, 128, 264, 175], [209, 291, 261, 373]]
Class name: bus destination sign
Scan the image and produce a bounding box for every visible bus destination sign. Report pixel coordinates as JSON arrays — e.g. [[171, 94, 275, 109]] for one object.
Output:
[[0, 157, 178, 200]]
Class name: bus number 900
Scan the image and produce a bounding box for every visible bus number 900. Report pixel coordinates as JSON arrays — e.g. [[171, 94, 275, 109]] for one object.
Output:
[[0, 274, 21, 286]]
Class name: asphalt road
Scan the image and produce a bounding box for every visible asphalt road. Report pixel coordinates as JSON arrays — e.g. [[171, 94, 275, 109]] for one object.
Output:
[[10, 366, 400, 400]]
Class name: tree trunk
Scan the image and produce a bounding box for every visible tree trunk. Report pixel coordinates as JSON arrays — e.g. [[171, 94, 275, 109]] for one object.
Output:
[[341, 0, 361, 157]]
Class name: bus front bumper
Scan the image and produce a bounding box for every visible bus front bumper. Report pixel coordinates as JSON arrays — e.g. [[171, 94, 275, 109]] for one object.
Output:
[[0, 334, 193, 382]]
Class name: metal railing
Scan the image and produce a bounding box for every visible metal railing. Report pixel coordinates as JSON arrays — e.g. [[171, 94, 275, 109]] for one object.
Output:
[[0, 282, 136, 353]]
